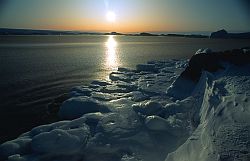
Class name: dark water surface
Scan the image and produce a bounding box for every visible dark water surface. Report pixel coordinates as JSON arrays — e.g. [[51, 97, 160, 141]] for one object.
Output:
[[0, 35, 249, 142]]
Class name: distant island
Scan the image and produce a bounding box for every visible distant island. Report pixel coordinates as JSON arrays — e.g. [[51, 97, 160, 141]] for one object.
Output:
[[0, 28, 102, 35], [210, 29, 250, 39], [0, 28, 208, 38], [0, 28, 250, 39]]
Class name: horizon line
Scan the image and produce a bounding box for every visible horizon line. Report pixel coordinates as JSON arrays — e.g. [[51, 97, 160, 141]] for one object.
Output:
[[1, 27, 250, 35]]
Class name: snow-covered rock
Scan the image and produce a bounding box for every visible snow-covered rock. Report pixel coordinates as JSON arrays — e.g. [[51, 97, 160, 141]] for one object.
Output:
[[167, 48, 250, 99], [165, 64, 250, 161]]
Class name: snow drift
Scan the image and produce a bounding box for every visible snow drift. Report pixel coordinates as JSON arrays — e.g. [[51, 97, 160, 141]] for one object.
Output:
[[166, 64, 250, 161]]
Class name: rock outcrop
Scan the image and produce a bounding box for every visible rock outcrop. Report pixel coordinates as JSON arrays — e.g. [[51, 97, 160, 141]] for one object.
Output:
[[181, 48, 250, 82], [210, 29, 250, 39]]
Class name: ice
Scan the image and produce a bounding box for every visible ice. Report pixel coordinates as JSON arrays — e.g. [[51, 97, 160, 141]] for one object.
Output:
[[163, 97, 196, 117], [100, 84, 130, 93], [109, 71, 132, 82], [58, 96, 110, 119], [145, 115, 171, 131], [136, 64, 158, 72], [132, 101, 163, 116], [124, 91, 149, 102], [91, 92, 117, 101], [115, 81, 137, 91], [91, 80, 111, 86], [243, 48, 250, 54], [31, 128, 87, 153], [96, 112, 141, 138], [1, 49, 250, 161], [0, 142, 21, 159], [195, 48, 212, 55], [70, 86, 92, 97], [1, 58, 188, 161], [121, 154, 140, 161], [118, 67, 134, 72]]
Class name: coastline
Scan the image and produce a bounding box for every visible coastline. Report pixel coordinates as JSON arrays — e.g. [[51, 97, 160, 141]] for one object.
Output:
[[2, 35, 250, 145], [1, 47, 250, 161]]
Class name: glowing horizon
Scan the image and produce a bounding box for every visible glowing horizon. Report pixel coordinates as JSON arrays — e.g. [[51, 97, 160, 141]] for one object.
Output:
[[0, 0, 249, 33]]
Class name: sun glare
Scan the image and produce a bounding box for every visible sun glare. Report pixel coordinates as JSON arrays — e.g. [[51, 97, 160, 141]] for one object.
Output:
[[106, 11, 116, 22], [105, 35, 119, 70]]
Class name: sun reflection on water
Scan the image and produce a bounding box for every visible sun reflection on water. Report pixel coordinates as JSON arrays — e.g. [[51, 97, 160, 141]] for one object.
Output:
[[105, 35, 119, 70]]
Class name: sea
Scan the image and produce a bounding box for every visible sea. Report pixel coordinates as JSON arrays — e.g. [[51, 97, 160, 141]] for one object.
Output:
[[0, 35, 249, 142]]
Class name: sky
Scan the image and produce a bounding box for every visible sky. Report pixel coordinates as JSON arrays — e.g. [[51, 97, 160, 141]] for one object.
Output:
[[0, 0, 249, 33]]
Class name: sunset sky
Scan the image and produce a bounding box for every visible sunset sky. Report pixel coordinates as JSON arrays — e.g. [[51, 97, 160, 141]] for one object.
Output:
[[0, 0, 249, 33]]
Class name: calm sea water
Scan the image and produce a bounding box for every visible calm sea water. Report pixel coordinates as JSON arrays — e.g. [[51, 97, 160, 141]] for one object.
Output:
[[0, 35, 249, 142]]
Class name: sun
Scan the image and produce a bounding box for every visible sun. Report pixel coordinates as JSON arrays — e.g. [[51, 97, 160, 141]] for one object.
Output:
[[106, 11, 116, 22]]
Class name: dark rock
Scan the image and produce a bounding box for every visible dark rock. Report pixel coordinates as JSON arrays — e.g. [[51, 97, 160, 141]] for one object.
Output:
[[139, 32, 158, 36], [210, 29, 250, 39], [210, 29, 228, 39], [181, 49, 250, 82]]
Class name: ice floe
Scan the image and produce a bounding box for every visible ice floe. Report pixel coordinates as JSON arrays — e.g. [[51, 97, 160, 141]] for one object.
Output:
[[59, 96, 110, 119]]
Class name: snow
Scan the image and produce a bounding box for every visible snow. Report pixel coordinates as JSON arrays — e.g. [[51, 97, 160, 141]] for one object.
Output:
[[133, 101, 163, 115], [124, 91, 150, 102], [195, 48, 212, 55], [1, 48, 250, 161], [31, 129, 86, 153], [165, 64, 250, 161], [58, 96, 110, 119], [243, 48, 250, 54], [145, 115, 171, 131], [166, 77, 196, 100]]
